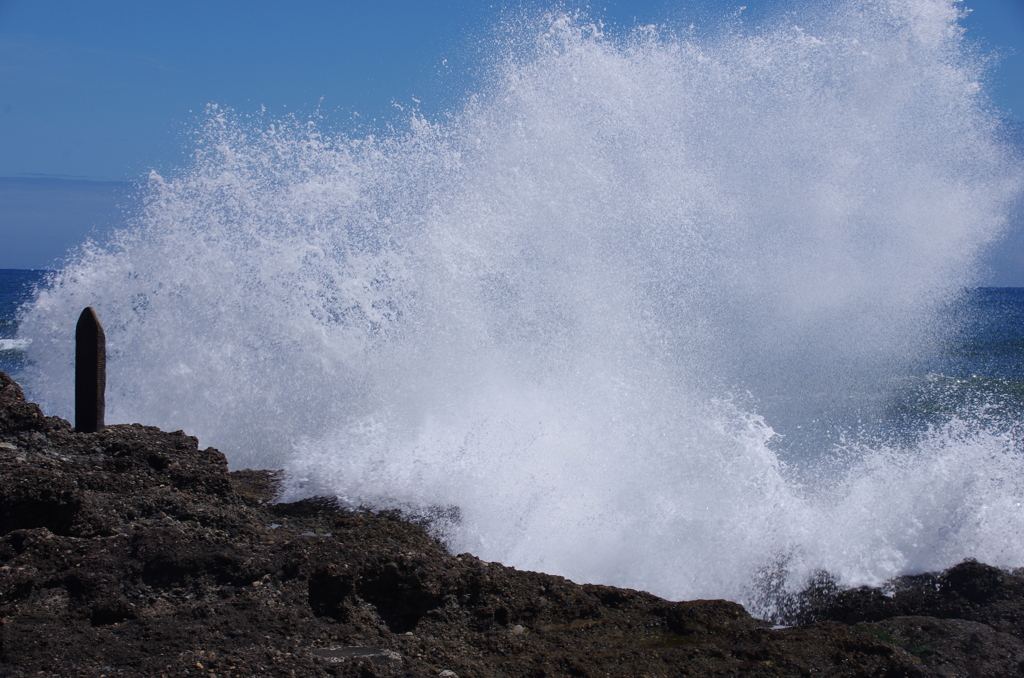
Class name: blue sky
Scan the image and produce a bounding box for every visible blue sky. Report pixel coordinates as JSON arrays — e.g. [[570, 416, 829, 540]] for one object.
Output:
[[1, 0, 1023, 276]]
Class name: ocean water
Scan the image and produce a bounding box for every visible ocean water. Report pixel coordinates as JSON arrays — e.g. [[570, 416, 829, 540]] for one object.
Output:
[[0, 269, 46, 373], [9, 0, 1024, 618]]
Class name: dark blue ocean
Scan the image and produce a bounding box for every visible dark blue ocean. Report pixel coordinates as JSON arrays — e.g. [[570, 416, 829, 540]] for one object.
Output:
[[908, 288, 1024, 431], [0, 269, 47, 375]]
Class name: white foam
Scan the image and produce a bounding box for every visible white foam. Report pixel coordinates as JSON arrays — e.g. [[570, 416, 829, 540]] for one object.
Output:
[[0, 339, 31, 351]]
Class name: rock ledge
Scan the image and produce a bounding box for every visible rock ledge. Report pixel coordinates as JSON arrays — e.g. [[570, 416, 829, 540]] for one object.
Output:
[[2, 371, 1022, 677]]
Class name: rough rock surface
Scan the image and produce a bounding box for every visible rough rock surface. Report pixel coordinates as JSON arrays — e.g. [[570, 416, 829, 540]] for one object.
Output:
[[2, 370, 1023, 677]]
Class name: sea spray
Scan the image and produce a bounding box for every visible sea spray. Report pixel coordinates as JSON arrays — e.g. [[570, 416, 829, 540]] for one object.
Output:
[[16, 0, 1024, 615]]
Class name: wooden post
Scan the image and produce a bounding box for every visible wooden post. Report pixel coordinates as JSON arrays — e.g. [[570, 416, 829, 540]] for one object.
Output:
[[75, 307, 105, 433]]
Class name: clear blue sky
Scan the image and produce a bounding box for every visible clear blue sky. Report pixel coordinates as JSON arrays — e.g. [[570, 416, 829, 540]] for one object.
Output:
[[1, 0, 1023, 273]]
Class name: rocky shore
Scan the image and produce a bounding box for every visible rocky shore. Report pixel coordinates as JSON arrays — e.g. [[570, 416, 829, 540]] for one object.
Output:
[[2, 370, 1024, 677]]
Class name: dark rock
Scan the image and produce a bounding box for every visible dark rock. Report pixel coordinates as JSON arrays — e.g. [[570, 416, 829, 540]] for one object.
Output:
[[1, 370, 1023, 676], [790, 559, 1024, 642], [0, 372, 48, 434], [856, 616, 1024, 676]]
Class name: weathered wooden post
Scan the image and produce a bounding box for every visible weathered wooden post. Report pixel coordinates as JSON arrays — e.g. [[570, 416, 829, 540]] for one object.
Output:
[[75, 307, 105, 433]]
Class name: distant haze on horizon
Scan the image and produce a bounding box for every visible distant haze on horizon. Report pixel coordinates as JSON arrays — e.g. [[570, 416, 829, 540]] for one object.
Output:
[[1, 0, 1023, 282]]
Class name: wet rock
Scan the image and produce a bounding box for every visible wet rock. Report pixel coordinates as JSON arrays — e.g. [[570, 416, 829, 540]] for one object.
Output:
[[0, 372, 48, 434], [857, 616, 1024, 677], [791, 560, 1024, 640]]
